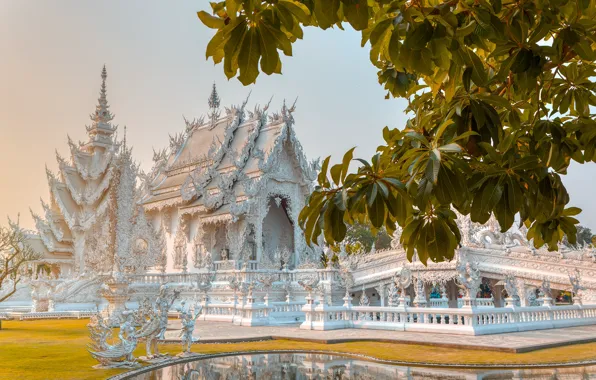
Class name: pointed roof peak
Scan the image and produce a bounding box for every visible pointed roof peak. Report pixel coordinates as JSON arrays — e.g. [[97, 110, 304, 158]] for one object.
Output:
[[85, 65, 117, 147], [208, 82, 221, 110]]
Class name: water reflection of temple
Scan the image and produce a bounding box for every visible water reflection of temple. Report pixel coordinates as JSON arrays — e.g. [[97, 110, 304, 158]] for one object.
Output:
[[130, 353, 596, 380]]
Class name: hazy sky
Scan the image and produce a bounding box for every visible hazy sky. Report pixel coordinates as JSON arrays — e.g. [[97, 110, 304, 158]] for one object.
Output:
[[1, 1, 594, 231]]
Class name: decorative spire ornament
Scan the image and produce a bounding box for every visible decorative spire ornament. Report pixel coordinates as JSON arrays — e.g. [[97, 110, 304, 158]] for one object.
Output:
[[207, 82, 221, 110], [84, 65, 117, 148], [207, 82, 221, 128]]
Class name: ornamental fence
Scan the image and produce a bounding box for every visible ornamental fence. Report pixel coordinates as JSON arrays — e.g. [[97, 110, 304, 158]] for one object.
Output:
[[0, 310, 96, 321], [299, 302, 596, 335], [127, 268, 340, 286]]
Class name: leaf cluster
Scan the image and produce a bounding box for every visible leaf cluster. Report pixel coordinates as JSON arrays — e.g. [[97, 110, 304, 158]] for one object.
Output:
[[199, 0, 596, 264]]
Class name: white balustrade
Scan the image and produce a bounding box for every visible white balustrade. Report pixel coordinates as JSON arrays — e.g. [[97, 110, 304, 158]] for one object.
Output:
[[300, 303, 596, 335], [457, 297, 494, 308], [429, 298, 449, 308], [0, 310, 96, 321]]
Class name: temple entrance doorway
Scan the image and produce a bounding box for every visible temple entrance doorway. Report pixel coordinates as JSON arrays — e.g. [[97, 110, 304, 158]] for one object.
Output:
[[261, 196, 294, 267]]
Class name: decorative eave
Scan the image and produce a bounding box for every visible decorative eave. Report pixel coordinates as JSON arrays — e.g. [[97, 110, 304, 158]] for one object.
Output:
[[143, 196, 185, 212], [187, 103, 247, 199], [61, 164, 114, 207]]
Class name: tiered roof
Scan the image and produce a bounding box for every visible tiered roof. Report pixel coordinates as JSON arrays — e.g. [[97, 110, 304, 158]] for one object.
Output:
[[141, 85, 318, 220], [31, 66, 119, 257]]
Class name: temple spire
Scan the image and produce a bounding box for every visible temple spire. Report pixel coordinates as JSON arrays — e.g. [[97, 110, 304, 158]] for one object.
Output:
[[84, 65, 117, 147], [207, 82, 221, 110], [207, 82, 221, 128]]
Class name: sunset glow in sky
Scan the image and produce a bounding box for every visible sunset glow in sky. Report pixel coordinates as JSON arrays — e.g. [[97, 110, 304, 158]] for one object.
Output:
[[1, 1, 595, 231]]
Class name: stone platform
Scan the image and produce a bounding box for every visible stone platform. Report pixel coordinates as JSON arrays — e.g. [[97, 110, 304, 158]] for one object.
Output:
[[163, 321, 596, 353]]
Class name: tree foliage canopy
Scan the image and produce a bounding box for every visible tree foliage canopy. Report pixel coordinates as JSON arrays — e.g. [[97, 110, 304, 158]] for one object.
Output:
[[0, 224, 38, 303], [199, 0, 596, 264]]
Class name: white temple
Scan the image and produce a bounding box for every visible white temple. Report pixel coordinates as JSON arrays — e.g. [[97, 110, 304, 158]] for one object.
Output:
[[3, 67, 596, 336]]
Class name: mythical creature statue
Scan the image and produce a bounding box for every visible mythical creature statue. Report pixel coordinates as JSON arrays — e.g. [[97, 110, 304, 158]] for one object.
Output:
[[413, 275, 427, 307], [569, 268, 587, 305], [539, 278, 552, 299], [395, 267, 412, 294], [202, 251, 213, 271], [88, 311, 139, 368], [298, 274, 319, 301], [128, 287, 181, 362], [87, 311, 112, 352], [358, 286, 371, 320], [358, 286, 370, 307], [220, 248, 229, 261], [178, 301, 202, 356], [387, 281, 399, 307], [155, 285, 181, 340], [503, 274, 521, 306], [455, 256, 481, 298]]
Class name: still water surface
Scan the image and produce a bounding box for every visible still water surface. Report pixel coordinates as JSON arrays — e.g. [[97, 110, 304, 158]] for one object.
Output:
[[132, 353, 596, 379]]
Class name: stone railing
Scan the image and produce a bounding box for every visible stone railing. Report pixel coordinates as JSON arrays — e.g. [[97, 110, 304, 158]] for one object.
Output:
[[300, 302, 596, 335], [429, 298, 449, 308], [270, 301, 305, 314], [128, 268, 340, 286], [458, 296, 494, 308], [195, 299, 306, 325], [199, 302, 238, 323], [0, 310, 96, 321]]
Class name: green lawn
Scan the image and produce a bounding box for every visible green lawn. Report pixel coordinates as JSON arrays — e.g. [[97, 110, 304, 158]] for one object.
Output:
[[2, 319, 596, 380]]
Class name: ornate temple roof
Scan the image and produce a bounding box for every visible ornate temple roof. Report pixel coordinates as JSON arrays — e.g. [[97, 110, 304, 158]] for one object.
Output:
[[140, 85, 318, 218], [32, 66, 120, 256]]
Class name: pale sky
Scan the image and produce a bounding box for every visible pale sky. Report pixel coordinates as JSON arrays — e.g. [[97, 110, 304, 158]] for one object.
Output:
[[0, 1, 594, 231]]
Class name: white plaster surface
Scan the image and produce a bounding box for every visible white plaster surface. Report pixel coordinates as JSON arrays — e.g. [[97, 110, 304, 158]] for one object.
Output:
[[164, 320, 596, 352]]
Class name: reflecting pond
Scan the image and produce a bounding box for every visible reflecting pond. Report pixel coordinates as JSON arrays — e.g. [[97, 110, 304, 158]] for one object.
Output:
[[130, 353, 596, 380]]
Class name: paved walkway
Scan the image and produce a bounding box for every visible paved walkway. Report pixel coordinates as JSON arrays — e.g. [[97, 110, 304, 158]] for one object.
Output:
[[163, 321, 596, 353]]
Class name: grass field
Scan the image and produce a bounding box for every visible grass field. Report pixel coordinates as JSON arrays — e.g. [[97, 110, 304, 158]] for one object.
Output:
[[2, 319, 596, 380]]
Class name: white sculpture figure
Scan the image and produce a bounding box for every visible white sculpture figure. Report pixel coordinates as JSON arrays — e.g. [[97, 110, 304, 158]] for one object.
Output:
[[221, 248, 229, 261], [298, 274, 319, 304], [255, 273, 275, 303], [440, 283, 448, 300], [202, 251, 213, 271], [87, 311, 112, 353], [178, 302, 202, 356], [395, 268, 412, 306], [358, 286, 371, 321], [387, 281, 399, 307], [503, 274, 520, 307], [155, 285, 181, 340], [413, 274, 427, 307], [89, 311, 140, 369], [569, 268, 586, 305], [359, 286, 370, 307], [135, 309, 163, 362], [539, 278, 553, 306], [455, 256, 481, 306]]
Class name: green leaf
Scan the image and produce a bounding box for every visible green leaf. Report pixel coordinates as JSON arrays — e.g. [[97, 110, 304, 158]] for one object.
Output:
[[318, 156, 331, 187], [258, 25, 281, 75], [367, 193, 386, 229], [463, 67, 472, 92], [404, 19, 434, 50], [278, 0, 311, 24], [314, 0, 341, 29], [330, 164, 342, 186], [426, 149, 441, 184], [223, 18, 248, 78], [237, 28, 262, 85], [343, 0, 369, 31], [467, 49, 488, 87], [563, 207, 582, 216], [197, 11, 225, 29], [341, 147, 356, 182]]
